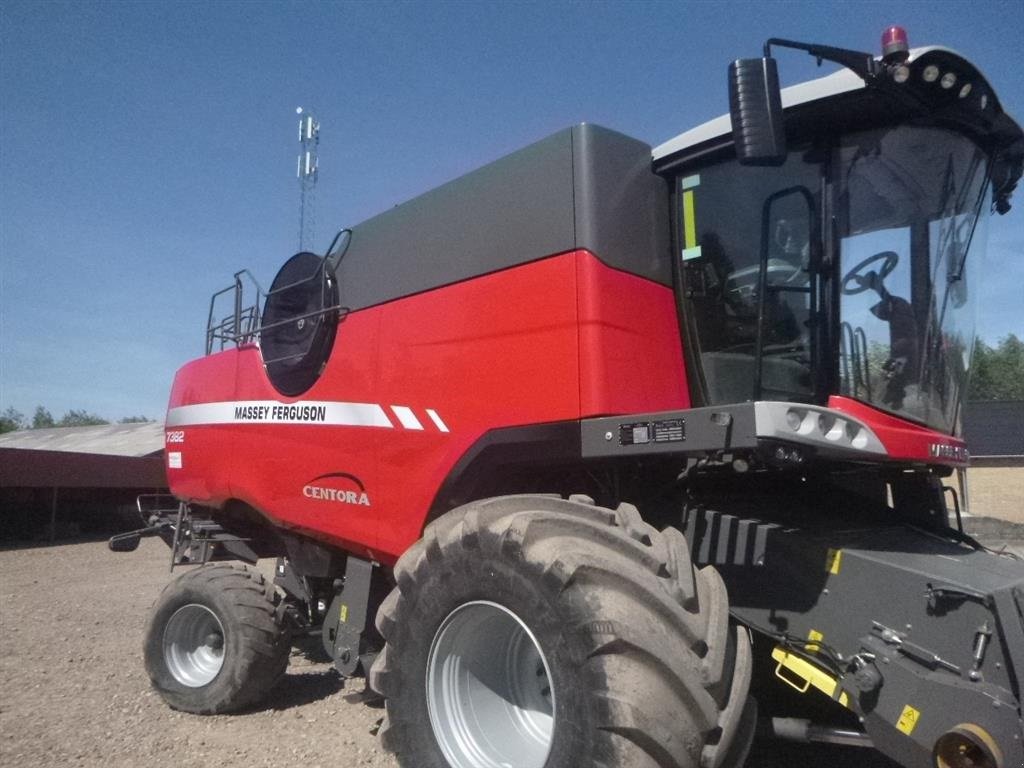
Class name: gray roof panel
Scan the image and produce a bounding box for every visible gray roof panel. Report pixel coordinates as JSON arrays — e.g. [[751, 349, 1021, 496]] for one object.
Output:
[[0, 422, 165, 458]]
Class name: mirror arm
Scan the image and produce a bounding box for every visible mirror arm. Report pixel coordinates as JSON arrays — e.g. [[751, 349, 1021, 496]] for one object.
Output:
[[763, 38, 881, 83]]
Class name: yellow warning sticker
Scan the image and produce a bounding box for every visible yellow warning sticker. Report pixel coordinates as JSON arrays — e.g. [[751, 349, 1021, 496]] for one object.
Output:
[[807, 629, 823, 653], [681, 186, 702, 260], [896, 704, 921, 735], [826, 548, 842, 575], [339, 604, 349, 623], [682, 189, 697, 251]]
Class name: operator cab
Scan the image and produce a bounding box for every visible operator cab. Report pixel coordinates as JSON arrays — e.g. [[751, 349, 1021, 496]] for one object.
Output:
[[654, 38, 1023, 439]]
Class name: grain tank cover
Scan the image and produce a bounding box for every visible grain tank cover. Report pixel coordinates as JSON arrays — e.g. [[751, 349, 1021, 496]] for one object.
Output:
[[334, 124, 671, 311]]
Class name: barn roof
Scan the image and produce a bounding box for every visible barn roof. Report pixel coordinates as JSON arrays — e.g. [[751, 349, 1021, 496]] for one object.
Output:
[[0, 422, 164, 458], [0, 423, 167, 490]]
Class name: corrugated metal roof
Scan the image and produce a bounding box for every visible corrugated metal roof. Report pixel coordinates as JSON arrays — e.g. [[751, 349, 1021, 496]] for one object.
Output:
[[0, 422, 164, 458]]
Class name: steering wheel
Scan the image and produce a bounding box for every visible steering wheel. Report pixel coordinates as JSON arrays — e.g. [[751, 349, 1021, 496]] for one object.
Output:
[[841, 251, 899, 295]]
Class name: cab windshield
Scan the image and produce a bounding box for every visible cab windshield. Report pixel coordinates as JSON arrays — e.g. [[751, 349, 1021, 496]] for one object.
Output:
[[677, 124, 992, 435], [837, 125, 991, 434]]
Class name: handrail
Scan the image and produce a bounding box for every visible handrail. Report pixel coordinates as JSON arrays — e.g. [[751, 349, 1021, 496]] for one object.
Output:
[[259, 305, 351, 365], [839, 321, 872, 400], [204, 257, 344, 356], [840, 322, 853, 393], [753, 184, 817, 400], [854, 326, 870, 400]]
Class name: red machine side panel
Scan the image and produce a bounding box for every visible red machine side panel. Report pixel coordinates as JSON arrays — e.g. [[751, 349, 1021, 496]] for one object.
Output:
[[576, 251, 688, 417], [373, 252, 581, 554], [166, 310, 386, 556], [230, 307, 385, 555], [373, 250, 686, 556], [165, 351, 239, 504], [166, 250, 686, 562]]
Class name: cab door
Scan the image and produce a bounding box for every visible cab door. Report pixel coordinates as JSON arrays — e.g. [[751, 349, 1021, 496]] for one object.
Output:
[[675, 146, 824, 405]]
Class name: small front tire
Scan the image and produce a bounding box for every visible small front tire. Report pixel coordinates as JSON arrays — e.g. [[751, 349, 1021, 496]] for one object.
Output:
[[143, 563, 290, 714]]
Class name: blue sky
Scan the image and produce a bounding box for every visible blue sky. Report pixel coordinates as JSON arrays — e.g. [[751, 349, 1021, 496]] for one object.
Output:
[[1, 0, 1022, 421]]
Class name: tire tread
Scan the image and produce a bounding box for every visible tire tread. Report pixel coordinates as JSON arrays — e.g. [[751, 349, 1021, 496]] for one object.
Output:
[[144, 563, 290, 714], [370, 494, 752, 768]]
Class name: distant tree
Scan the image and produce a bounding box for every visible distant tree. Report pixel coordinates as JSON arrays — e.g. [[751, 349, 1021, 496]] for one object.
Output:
[[118, 415, 153, 424], [58, 409, 109, 427], [0, 407, 25, 433], [969, 334, 1024, 400], [32, 406, 55, 429]]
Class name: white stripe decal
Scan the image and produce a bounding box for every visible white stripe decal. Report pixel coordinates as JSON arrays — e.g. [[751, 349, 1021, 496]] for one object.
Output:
[[426, 408, 450, 433], [390, 405, 424, 430], [166, 401, 394, 428]]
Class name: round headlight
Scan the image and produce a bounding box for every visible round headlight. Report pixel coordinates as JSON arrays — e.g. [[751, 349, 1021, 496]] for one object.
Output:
[[786, 410, 802, 431]]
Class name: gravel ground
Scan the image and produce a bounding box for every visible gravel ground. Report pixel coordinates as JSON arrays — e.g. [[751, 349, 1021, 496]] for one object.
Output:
[[0, 538, 390, 768], [6, 532, 1020, 768]]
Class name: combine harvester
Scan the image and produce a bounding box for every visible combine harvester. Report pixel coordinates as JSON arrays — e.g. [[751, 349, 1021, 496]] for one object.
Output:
[[113, 26, 1023, 768]]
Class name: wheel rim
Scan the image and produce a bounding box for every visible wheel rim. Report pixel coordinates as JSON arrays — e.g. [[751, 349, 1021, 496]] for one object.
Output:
[[427, 600, 554, 768], [163, 603, 226, 687]]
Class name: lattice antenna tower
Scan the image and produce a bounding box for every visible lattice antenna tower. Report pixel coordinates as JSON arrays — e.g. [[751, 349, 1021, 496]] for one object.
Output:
[[296, 107, 319, 252]]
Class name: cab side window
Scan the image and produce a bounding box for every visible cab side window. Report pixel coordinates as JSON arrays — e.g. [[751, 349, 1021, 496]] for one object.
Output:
[[680, 150, 819, 403]]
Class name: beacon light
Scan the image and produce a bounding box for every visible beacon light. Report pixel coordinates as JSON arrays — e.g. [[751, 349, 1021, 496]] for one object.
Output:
[[881, 25, 909, 62]]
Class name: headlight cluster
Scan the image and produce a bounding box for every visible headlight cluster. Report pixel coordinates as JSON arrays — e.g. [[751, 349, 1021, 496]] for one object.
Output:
[[889, 55, 990, 112]]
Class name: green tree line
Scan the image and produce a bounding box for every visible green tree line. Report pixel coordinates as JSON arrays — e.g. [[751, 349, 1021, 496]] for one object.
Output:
[[0, 406, 152, 434], [968, 334, 1024, 401]]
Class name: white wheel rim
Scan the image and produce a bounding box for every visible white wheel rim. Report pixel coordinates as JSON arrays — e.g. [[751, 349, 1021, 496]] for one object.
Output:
[[426, 600, 555, 768], [163, 603, 225, 687]]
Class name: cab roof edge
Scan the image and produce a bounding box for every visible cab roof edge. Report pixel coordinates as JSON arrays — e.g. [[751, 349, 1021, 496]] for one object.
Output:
[[652, 46, 985, 162]]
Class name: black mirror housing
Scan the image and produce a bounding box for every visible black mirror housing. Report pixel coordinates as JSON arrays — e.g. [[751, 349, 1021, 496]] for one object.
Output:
[[108, 532, 142, 552], [729, 58, 787, 166]]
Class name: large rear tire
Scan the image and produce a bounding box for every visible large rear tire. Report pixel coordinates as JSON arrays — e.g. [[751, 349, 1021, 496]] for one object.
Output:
[[370, 494, 755, 768], [143, 563, 290, 714]]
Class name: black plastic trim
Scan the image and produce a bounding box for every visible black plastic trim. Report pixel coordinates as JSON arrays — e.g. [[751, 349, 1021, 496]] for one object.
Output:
[[425, 421, 582, 526], [335, 124, 670, 312]]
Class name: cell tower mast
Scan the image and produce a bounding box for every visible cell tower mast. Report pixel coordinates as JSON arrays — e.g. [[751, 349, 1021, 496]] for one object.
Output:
[[296, 107, 319, 252]]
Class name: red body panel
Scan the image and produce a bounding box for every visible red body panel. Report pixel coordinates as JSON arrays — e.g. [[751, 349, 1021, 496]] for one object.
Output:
[[165, 352, 238, 504], [166, 250, 688, 562], [576, 253, 689, 416], [828, 395, 970, 467]]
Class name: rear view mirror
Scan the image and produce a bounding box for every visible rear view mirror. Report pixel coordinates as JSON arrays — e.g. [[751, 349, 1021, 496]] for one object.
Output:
[[108, 532, 141, 552], [729, 58, 787, 166]]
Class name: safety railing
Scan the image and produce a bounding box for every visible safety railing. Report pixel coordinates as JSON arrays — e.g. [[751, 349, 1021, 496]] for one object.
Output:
[[206, 269, 265, 354], [204, 258, 344, 357]]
